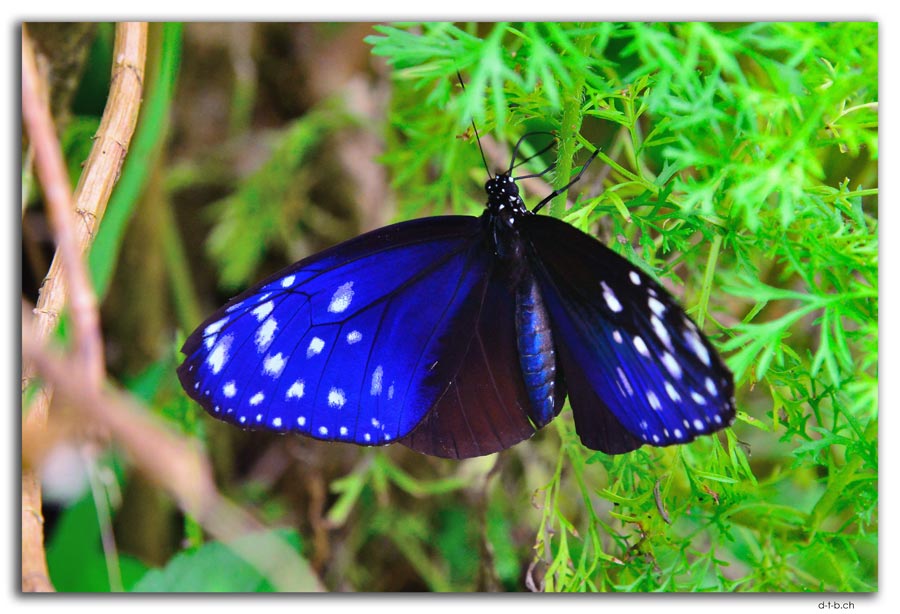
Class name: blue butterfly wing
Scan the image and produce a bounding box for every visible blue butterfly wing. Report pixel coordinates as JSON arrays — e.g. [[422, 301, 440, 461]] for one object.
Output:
[[523, 215, 735, 452], [178, 216, 495, 446]]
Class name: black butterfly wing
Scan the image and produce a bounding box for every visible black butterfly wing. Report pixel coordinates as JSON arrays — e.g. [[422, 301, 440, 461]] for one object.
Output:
[[522, 214, 736, 452], [400, 260, 567, 459], [178, 216, 500, 446]]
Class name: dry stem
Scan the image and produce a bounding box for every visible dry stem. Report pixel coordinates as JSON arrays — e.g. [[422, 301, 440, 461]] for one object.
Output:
[[21, 22, 147, 592], [22, 316, 324, 592]]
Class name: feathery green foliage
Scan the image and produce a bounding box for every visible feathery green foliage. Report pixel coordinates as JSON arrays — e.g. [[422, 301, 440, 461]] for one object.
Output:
[[364, 21, 878, 592]]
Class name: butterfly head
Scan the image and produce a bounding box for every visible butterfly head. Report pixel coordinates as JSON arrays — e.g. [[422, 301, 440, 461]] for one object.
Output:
[[485, 173, 529, 222]]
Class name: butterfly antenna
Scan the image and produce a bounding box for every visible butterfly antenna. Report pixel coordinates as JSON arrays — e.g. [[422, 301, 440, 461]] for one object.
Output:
[[456, 71, 492, 179], [471, 119, 491, 179]]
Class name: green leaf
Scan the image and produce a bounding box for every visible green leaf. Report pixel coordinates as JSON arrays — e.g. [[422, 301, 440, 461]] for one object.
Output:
[[132, 529, 307, 592]]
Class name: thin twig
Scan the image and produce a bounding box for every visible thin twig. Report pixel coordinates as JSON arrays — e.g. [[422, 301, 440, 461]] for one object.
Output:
[[22, 25, 105, 398], [22, 320, 325, 592], [23, 22, 147, 391], [20, 22, 148, 592]]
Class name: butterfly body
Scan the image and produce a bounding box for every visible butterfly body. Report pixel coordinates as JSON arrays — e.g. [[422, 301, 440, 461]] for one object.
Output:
[[178, 162, 735, 459]]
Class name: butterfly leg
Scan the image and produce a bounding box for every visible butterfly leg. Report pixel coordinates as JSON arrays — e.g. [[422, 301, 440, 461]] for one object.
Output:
[[532, 148, 600, 213], [508, 132, 557, 174]]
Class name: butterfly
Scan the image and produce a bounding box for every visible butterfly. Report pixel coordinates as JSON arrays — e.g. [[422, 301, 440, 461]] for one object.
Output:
[[177, 131, 735, 459]]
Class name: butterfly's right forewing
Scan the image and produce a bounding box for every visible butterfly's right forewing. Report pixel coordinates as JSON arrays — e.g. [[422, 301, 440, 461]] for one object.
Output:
[[178, 216, 489, 446]]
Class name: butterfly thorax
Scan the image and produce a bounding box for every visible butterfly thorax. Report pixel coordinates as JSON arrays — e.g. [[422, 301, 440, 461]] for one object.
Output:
[[484, 173, 532, 264], [485, 173, 529, 223]]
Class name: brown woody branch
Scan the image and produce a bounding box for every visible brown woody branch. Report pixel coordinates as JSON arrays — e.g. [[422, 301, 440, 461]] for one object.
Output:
[[22, 23, 147, 398], [22, 314, 324, 592], [20, 22, 147, 592]]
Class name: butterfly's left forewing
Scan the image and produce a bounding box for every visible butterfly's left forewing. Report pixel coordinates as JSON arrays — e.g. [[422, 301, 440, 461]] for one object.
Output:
[[178, 216, 492, 445], [523, 215, 735, 452]]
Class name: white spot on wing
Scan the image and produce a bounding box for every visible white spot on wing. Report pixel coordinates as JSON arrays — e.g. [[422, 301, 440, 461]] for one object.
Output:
[[263, 352, 286, 377], [705, 376, 718, 396], [223, 381, 237, 398], [340, 426, 348, 436], [664, 381, 681, 402], [252, 300, 274, 321], [255, 318, 278, 352], [370, 365, 383, 396], [629, 270, 641, 285], [307, 336, 325, 358], [648, 297, 666, 317], [612, 329, 623, 344], [686, 330, 711, 366], [318, 426, 328, 436], [272, 417, 282, 427], [346, 330, 362, 344], [281, 275, 295, 288], [297, 415, 306, 427], [286, 380, 305, 399], [651, 315, 673, 350], [633, 335, 650, 357], [691, 390, 708, 405], [661, 352, 683, 379], [207, 334, 233, 374], [204, 317, 228, 336], [249, 392, 265, 406], [600, 281, 623, 313], [616, 367, 634, 397], [693, 418, 705, 431], [647, 390, 662, 410], [328, 387, 346, 408], [328, 282, 355, 313]]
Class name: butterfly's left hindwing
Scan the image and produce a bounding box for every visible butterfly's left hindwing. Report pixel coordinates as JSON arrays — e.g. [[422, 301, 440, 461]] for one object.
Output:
[[401, 259, 566, 459], [522, 215, 735, 451], [178, 216, 492, 445]]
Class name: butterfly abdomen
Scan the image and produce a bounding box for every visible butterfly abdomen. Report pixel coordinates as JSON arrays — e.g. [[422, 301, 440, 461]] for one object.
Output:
[[515, 274, 558, 428]]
